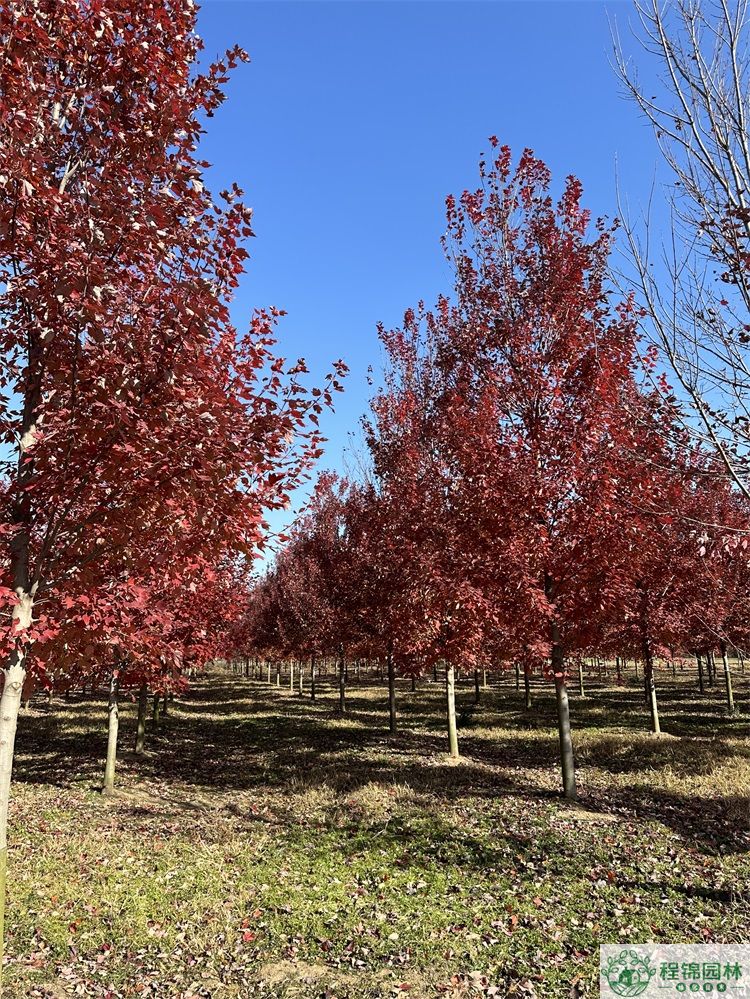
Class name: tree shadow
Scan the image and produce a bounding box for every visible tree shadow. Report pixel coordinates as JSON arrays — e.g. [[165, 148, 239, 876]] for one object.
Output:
[[12, 670, 750, 857]]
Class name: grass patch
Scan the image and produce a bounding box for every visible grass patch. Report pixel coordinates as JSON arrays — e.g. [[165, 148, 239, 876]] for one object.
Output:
[[5, 665, 750, 997]]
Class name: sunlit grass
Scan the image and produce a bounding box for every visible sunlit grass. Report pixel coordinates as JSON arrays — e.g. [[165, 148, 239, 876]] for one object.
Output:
[[5, 664, 749, 997]]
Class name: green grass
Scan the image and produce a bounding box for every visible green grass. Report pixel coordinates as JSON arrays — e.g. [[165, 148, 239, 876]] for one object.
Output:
[[5, 664, 750, 997]]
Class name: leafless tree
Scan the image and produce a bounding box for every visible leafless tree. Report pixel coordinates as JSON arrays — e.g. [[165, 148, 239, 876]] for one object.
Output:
[[614, 0, 750, 498]]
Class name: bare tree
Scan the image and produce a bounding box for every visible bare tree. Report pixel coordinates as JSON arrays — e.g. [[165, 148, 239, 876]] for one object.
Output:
[[614, 0, 750, 498]]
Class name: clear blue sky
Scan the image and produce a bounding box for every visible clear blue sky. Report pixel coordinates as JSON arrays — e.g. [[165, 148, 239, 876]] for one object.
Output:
[[195, 0, 663, 537]]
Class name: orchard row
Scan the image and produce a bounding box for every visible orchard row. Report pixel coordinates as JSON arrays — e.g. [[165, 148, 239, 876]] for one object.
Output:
[[238, 149, 749, 800]]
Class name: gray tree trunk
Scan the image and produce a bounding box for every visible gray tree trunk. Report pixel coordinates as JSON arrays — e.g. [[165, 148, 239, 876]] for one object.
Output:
[[387, 644, 397, 734], [134, 683, 147, 755], [310, 652, 317, 702], [338, 648, 347, 713], [546, 572, 576, 799], [554, 673, 576, 799], [524, 667, 532, 711], [103, 673, 120, 794]]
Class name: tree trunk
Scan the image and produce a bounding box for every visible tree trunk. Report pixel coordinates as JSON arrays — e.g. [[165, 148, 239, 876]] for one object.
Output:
[[276, 664, 281, 688], [338, 647, 347, 714], [615, 656, 622, 684], [482, 669, 487, 689], [410, 674, 416, 692], [289, 660, 294, 692], [554, 673, 576, 800], [546, 574, 576, 799], [474, 669, 481, 705], [298, 660, 304, 696], [720, 640, 736, 715], [267, 660, 271, 683], [642, 635, 661, 735], [578, 661, 586, 698], [696, 653, 704, 694], [134, 683, 147, 755], [514, 662, 520, 690], [387, 644, 397, 734], [103, 672, 120, 794], [310, 652, 317, 702], [0, 657, 26, 986], [445, 664, 459, 759], [3, 332, 42, 986], [524, 667, 532, 711]]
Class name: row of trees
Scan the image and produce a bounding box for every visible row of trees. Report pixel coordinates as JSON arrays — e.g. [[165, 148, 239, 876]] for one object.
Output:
[[2, 0, 750, 982], [239, 146, 749, 801]]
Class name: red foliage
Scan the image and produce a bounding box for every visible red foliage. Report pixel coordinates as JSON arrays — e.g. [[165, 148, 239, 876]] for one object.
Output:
[[0, 0, 344, 691]]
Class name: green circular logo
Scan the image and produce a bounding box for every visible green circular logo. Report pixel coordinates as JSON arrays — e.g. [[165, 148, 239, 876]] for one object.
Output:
[[603, 951, 656, 997]]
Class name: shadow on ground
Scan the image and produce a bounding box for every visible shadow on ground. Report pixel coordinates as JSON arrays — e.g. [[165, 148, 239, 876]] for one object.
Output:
[[13, 668, 750, 856]]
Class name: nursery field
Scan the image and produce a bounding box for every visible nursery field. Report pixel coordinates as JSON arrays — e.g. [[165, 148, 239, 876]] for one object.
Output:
[[5, 666, 750, 999]]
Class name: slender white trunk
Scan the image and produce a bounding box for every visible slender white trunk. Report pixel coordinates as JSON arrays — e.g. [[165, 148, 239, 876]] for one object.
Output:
[[0, 596, 32, 984], [446, 664, 459, 759], [0, 663, 25, 855], [720, 640, 736, 716], [643, 644, 661, 736], [0, 594, 32, 853], [0, 664, 23, 987], [103, 673, 119, 794]]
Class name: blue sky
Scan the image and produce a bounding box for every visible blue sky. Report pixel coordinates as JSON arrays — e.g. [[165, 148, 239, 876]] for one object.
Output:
[[195, 0, 664, 537]]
